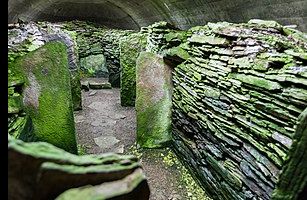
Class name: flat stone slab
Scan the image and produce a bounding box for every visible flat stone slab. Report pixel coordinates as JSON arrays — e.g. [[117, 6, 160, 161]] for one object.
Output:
[[82, 78, 112, 90], [94, 135, 120, 149]]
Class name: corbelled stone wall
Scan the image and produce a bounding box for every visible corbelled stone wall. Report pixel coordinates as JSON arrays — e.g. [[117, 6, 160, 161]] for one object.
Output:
[[8, 0, 307, 32], [139, 20, 307, 200]]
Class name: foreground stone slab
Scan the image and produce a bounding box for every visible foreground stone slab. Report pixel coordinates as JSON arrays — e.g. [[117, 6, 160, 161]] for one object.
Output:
[[136, 52, 172, 148], [55, 168, 150, 200], [8, 136, 149, 200]]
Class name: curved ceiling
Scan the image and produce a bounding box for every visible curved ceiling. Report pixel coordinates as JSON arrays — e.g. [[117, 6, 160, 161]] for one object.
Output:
[[8, 0, 307, 31]]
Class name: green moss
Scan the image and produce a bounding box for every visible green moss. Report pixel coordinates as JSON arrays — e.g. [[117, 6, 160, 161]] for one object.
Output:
[[229, 73, 282, 91], [120, 33, 146, 107], [272, 108, 307, 200], [167, 45, 190, 61], [136, 52, 172, 148], [70, 71, 82, 111], [9, 41, 77, 154], [136, 98, 172, 148], [8, 94, 23, 114], [77, 144, 87, 155], [162, 149, 212, 200]]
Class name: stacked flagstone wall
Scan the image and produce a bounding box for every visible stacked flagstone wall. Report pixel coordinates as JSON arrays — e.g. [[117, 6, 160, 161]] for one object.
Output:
[[139, 20, 307, 200]]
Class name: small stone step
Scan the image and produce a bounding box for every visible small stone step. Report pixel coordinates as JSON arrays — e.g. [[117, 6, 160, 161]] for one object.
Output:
[[89, 81, 112, 89], [81, 80, 89, 91]]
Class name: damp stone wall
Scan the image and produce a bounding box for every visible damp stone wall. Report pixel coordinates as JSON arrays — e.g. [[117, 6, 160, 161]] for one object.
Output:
[[140, 20, 307, 200], [62, 21, 135, 87]]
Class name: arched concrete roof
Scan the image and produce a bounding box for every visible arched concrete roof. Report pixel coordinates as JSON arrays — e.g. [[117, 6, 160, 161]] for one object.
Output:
[[8, 0, 307, 31]]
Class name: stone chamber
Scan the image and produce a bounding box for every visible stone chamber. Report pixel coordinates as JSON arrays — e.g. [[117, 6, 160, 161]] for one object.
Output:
[[8, 0, 307, 200]]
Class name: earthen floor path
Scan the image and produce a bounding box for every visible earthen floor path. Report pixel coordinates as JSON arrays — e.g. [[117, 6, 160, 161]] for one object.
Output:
[[74, 86, 210, 200]]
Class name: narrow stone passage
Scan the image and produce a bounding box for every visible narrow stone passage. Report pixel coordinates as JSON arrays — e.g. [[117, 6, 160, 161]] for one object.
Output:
[[75, 87, 135, 154], [74, 86, 210, 200]]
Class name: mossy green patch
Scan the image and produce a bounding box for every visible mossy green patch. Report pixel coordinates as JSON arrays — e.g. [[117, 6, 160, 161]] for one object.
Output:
[[70, 70, 82, 110], [229, 73, 282, 91], [8, 41, 77, 154], [120, 33, 147, 107], [136, 52, 172, 148], [136, 98, 172, 148], [8, 94, 23, 114], [162, 149, 212, 200]]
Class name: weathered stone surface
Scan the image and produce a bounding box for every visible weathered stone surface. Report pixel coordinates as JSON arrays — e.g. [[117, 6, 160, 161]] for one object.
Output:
[[8, 21, 82, 111], [9, 0, 307, 33], [272, 107, 307, 200], [89, 82, 112, 90], [142, 20, 307, 200], [120, 33, 146, 107], [8, 136, 148, 200], [55, 168, 150, 200], [62, 21, 135, 87], [136, 52, 172, 148], [8, 41, 77, 154]]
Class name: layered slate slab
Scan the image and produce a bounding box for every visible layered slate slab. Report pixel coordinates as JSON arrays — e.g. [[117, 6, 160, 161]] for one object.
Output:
[[55, 168, 149, 200], [136, 52, 172, 148], [8, 136, 149, 200]]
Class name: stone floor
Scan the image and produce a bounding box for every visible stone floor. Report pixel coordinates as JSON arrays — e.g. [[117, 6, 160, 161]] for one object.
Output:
[[74, 87, 211, 200]]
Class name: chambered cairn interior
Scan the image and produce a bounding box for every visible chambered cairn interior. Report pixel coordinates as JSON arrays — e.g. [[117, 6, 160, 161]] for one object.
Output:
[[8, 0, 307, 200]]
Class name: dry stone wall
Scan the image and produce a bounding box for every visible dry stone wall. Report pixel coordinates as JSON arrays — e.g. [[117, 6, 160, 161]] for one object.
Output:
[[62, 21, 135, 87], [141, 20, 307, 200]]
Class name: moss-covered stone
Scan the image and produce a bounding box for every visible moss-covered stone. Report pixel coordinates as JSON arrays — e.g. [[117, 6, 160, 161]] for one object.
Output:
[[55, 168, 150, 200], [8, 94, 23, 114], [62, 20, 135, 87], [229, 73, 282, 91], [136, 52, 172, 148], [120, 33, 147, 107], [8, 41, 77, 154], [272, 108, 307, 200], [70, 70, 82, 111], [8, 136, 148, 200]]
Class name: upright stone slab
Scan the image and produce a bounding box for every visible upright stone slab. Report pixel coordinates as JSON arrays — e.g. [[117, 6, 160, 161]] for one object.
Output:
[[8, 41, 77, 154], [120, 33, 146, 107], [272, 107, 307, 200], [136, 52, 172, 148]]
